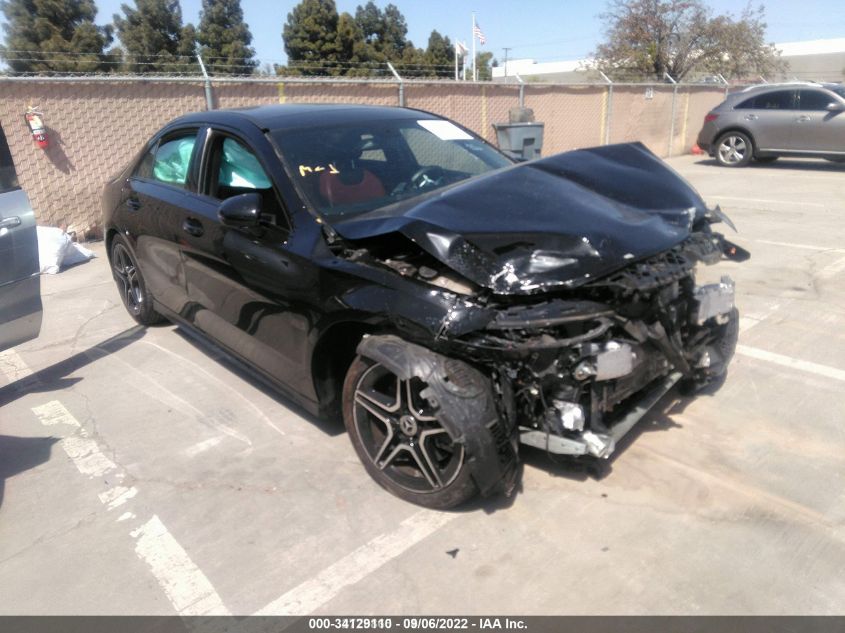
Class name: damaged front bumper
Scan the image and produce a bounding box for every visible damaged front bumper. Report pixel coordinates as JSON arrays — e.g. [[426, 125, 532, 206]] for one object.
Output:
[[443, 243, 741, 464]]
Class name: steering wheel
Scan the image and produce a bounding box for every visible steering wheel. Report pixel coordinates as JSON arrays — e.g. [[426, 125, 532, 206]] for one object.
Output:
[[410, 166, 446, 190]]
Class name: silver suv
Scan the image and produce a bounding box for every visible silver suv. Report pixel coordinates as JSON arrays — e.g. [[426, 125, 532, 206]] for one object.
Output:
[[697, 82, 845, 167]]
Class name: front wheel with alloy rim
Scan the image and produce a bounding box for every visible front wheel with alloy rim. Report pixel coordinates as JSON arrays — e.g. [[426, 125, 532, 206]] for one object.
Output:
[[342, 356, 478, 509], [110, 235, 165, 326], [715, 131, 753, 167]]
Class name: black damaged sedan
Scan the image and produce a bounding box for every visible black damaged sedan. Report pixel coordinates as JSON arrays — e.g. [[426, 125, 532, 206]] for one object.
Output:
[[103, 104, 746, 508]]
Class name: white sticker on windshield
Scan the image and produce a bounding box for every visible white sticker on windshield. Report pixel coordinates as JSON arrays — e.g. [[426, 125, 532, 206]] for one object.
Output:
[[417, 120, 473, 141]]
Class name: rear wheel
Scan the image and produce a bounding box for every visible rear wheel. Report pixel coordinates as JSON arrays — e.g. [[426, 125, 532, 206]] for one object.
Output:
[[715, 132, 753, 167], [342, 355, 478, 509], [110, 235, 164, 326]]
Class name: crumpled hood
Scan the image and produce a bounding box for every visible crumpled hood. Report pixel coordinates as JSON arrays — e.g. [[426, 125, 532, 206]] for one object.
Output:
[[333, 142, 708, 294]]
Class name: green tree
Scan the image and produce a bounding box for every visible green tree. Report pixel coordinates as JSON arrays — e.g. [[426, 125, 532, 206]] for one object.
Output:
[[113, 0, 197, 73], [0, 0, 114, 73], [196, 0, 256, 75], [380, 4, 408, 59], [352, 1, 409, 63], [475, 51, 494, 81], [281, 0, 343, 76], [593, 0, 784, 81], [423, 30, 454, 78]]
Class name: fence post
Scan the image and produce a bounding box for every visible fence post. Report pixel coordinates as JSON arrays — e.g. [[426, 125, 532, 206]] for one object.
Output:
[[386, 62, 404, 107], [664, 72, 677, 157], [718, 73, 730, 98], [599, 71, 613, 145], [196, 54, 214, 111]]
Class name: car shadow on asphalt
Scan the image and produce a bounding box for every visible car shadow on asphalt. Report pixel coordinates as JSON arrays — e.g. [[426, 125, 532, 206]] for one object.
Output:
[[694, 157, 845, 172], [0, 434, 59, 509], [172, 326, 345, 438], [0, 325, 148, 408]]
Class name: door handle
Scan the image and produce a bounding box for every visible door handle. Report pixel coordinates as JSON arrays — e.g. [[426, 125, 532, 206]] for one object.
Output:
[[796, 115, 811, 122], [126, 197, 141, 211], [0, 216, 21, 229], [744, 114, 758, 121], [182, 218, 204, 237]]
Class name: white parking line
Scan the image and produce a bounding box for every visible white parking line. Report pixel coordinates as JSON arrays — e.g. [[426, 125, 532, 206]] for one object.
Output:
[[184, 436, 224, 457], [31, 399, 230, 616], [702, 195, 827, 208], [255, 510, 457, 615], [131, 515, 231, 616], [748, 239, 845, 252], [817, 254, 845, 280], [736, 345, 845, 383], [0, 349, 34, 382]]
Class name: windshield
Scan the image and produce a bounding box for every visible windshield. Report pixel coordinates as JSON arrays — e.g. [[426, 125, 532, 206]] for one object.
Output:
[[830, 85, 845, 99], [271, 118, 513, 218]]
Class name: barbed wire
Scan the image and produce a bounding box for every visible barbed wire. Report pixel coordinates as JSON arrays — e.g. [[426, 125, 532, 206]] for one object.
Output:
[[0, 49, 465, 78], [2, 50, 829, 83]]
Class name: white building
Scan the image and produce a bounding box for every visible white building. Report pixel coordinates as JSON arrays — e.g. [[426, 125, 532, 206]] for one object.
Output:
[[492, 38, 845, 83]]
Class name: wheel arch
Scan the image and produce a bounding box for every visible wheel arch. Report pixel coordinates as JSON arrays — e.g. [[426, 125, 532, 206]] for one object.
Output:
[[311, 319, 376, 421], [105, 228, 119, 262], [354, 334, 520, 498]]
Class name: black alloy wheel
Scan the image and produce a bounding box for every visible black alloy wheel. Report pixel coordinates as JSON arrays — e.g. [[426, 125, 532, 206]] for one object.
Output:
[[343, 356, 477, 508], [110, 235, 164, 326]]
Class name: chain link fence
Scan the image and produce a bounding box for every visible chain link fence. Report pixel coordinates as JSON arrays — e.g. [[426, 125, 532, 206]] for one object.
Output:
[[0, 75, 730, 232]]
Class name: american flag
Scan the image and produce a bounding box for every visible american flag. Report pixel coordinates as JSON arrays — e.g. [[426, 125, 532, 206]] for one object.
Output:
[[473, 22, 486, 45]]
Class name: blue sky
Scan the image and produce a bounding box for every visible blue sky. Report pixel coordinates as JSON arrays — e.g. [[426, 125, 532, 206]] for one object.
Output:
[[40, 0, 845, 65]]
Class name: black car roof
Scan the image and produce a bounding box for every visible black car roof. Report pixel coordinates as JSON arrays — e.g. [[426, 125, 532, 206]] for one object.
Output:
[[172, 103, 440, 132]]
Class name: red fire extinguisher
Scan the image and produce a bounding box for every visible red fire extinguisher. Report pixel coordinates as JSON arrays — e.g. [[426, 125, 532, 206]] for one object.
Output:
[[25, 106, 48, 149]]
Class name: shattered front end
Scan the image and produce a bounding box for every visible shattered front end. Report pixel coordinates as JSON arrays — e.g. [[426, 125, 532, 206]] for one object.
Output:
[[448, 237, 742, 462]]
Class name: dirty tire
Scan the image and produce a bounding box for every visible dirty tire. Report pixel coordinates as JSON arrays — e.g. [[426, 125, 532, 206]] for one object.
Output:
[[342, 355, 478, 509], [110, 234, 165, 326], [715, 131, 753, 167]]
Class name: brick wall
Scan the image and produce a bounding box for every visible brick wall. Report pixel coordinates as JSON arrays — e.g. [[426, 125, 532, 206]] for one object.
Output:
[[0, 78, 726, 233]]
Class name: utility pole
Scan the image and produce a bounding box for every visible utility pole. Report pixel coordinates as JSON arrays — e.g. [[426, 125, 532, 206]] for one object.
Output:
[[503, 47, 511, 77]]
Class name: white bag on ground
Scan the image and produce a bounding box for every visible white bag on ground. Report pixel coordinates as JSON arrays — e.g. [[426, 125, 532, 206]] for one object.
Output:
[[36, 226, 71, 274], [62, 241, 96, 267]]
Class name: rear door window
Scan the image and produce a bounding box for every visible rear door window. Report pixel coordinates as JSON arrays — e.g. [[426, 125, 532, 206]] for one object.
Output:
[[736, 90, 795, 110], [151, 134, 197, 187]]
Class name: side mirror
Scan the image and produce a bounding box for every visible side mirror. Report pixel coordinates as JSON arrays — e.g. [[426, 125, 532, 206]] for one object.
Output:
[[219, 192, 261, 228], [826, 102, 844, 112]]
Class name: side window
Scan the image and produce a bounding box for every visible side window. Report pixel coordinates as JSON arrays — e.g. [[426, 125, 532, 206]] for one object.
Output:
[[217, 138, 272, 190], [754, 90, 795, 110], [152, 134, 197, 187], [0, 123, 20, 194], [134, 146, 155, 180], [735, 97, 757, 110], [210, 135, 287, 228], [799, 90, 835, 111]]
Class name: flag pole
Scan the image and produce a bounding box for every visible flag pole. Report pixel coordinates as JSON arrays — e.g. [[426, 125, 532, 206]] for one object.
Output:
[[472, 12, 477, 82], [454, 37, 458, 81]]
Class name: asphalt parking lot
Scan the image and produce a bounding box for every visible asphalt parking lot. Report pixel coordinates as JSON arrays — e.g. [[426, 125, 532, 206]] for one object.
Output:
[[1, 155, 844, 615]]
